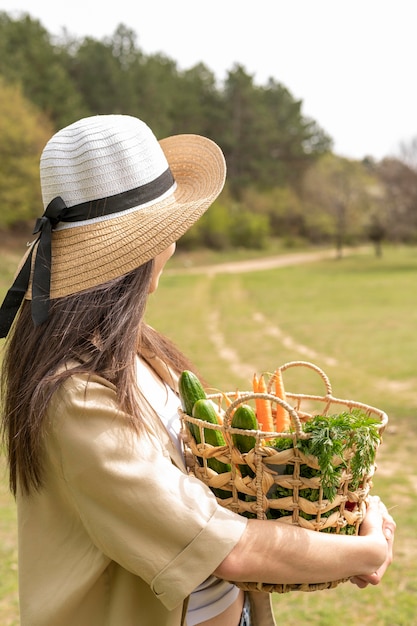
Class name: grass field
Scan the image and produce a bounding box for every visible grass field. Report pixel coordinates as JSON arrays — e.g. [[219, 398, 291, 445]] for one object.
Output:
[[1, 243, 417, 624]]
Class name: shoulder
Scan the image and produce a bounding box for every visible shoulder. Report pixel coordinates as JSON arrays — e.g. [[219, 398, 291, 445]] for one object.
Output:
[[48, 364, 117, 414], [47, 365, 126, 443], [45, 366, 154, 480]]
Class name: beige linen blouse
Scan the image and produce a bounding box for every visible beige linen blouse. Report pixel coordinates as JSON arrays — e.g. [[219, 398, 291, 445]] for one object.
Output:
[[16, 357, 276, 625]]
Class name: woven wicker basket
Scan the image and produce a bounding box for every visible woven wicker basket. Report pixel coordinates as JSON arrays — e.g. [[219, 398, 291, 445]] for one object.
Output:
[[180, 361, 388, 594]]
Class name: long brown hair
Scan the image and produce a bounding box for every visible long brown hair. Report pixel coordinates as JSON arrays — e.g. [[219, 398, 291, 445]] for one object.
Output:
[[1, 260, 196, 496]]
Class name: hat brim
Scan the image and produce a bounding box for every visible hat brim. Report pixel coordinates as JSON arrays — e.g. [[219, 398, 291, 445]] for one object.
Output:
[[30, 134, 225, 300]]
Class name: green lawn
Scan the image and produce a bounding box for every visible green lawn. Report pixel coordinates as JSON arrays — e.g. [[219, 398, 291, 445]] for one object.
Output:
[[1, 243, 417, 624]]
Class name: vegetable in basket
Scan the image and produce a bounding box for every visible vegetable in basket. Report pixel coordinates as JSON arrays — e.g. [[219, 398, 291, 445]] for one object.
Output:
[[178, 369, 207, 417], [297, 409, 381, 501], [271, 368, 290, 431], [252, 373, 274, 431], [268, 409, 382, 533], [179, 371, 230, 499], [231, 404, 258, 478], [191, 399, 230, 476]]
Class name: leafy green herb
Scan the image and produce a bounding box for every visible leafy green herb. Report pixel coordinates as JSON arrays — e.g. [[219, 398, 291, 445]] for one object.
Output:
[[240, 410, 381, 528], [297, 409, 381, 501]]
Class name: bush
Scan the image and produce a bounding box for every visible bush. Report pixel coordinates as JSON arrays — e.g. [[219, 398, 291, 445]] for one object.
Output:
[[230, 210, 269, 249], [0, 77, 53, 227], [198, 202, 232, 250]]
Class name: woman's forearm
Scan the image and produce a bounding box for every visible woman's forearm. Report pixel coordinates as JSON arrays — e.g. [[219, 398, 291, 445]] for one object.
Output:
[[215, 519, 386, 584], [215, 497, 393, 585]]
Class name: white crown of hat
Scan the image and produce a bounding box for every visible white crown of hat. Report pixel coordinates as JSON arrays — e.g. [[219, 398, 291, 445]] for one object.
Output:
[[40, 115, 175, 218]]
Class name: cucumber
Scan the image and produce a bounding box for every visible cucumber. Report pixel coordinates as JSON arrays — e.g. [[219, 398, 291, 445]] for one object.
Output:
[[192, 399, 228, 456], [179, 370, 207, 416], [231, 404, 258, 452], [231, 404, 258, 478], [179, 371, 207, 442], [192, 399, 230, 498]]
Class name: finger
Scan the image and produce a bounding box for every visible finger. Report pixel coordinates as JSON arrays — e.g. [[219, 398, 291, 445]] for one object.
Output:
[[359, 496, 384, 535], [356, 549, 393, 587], [384, 523, 394, 538], [362, 571, 383, 586], [350, 576, 369, 589]]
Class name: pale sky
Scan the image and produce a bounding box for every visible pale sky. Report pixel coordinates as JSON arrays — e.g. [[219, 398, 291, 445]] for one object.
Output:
[[1, 0, 416, 161]]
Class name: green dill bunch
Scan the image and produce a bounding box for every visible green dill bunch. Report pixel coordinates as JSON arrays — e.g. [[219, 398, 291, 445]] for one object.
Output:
[[297, 409, 381, 502]]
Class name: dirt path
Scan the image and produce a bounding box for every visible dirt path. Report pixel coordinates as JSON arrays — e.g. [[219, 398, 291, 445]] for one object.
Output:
[[168, 247, 345, 276]]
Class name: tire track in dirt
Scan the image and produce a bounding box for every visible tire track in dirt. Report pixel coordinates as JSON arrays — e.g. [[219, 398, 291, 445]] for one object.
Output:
[[207, 307, 338, 378], [252, 311, 339, 368], [206, 309, 255, 381]]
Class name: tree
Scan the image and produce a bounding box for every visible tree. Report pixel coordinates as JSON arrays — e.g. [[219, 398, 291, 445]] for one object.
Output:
[[376, 157, 417, 243], [220, 67, 332, 195], [0, 78, 53, 227], [170, 63, 223, 139], [367, 213, 386, 257], [64, 25, 143, 118], [302, 154, 373, 255], [218, 65, 262, 194], [0, 12, 86, 127], [67, 36, 128, 115], [134, 53, 182, 137], [257, 78, 331, 189]]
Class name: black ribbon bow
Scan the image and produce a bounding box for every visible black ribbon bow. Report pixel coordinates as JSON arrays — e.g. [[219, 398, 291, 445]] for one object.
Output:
[[0, 196, 67, 337]]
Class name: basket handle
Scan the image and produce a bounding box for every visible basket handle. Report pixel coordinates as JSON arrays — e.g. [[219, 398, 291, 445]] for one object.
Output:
[[222, 392, 306, 438], [270, 360, 333, 396]]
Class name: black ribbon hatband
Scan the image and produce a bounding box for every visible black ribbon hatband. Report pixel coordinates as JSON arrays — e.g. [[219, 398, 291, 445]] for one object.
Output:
[[0, 168, 175, 337]]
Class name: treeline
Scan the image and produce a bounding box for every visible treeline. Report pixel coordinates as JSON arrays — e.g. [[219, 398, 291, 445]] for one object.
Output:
[[1, 11, 417, 254]]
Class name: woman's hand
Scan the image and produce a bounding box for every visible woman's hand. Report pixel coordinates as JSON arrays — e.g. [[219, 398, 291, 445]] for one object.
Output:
[[350, 496, 396, 588]]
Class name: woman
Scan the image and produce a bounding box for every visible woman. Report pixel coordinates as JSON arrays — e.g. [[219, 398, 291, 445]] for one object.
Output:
[[0, 115, 395, 626]]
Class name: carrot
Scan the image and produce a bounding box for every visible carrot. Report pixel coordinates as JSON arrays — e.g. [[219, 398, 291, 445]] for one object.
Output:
[[272, 368, 290, 431], [253, 373, 274, 431]]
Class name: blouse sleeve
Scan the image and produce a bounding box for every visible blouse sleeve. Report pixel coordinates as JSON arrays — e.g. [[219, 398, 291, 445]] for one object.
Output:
[[48, 372, 247, 610]]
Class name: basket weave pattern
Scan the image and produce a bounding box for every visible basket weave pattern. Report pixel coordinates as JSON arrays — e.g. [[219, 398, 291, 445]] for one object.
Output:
[[180, 361, 388, 594]]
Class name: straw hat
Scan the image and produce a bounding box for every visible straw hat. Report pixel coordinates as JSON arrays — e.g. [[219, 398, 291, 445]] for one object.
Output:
[[0, 114, 226, 335]]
